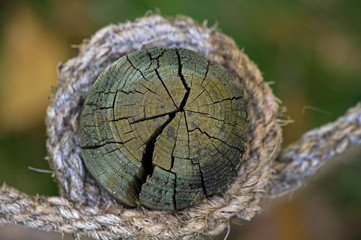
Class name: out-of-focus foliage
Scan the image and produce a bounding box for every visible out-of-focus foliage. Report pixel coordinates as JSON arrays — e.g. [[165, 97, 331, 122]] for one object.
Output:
[[0, 0, 360, 239]]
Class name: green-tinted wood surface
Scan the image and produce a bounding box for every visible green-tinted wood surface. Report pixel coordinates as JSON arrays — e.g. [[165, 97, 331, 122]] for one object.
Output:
[[79, 48, 248, 210]]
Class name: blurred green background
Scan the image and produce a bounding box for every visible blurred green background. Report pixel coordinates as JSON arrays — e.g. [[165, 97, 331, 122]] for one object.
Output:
[[0, 0, 360, 239]]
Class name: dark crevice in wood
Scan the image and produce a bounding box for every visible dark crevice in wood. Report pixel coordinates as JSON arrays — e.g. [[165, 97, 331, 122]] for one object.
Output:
[[136, 50, 194, 207], [151, 50, 178, 108], [118, 88, 145, 95], [185, 110, 239, 127], [130, 111, 174, 124], [155, 67, 178, 108], [141, 114, 174, 178], [189, 126, 245, 154], [138, 111, 177, 202], [210, 139, 237, 170], [199, 96, 243, 107], [170, 113, 182, 209], [176, 49, 191, 112], [126, 54, 150, 82], [197, 162, 208, 197], [200, 60, 210, 86], [183, 111, 191, 160], [172, 161, 177, 209], [80, 140, 125, 150], [188, 89, 205, 106], [193, 137, 210, 197], [110, 116, 135, 122], [139, 82, 159, 95]]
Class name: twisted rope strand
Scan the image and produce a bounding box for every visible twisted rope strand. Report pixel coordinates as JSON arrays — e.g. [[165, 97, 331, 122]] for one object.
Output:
[[270, 102, 361, 197]]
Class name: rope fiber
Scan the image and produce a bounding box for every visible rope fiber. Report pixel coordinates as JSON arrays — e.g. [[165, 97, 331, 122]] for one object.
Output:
[[1, 14, 360, 240]]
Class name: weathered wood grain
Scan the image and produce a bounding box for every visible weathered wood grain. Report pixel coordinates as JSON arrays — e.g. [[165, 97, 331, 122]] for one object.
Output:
[[79, 48, 248, 210]]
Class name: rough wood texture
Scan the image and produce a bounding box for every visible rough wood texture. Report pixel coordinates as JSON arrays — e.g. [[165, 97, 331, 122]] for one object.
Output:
[[80, 48, 248, 210]]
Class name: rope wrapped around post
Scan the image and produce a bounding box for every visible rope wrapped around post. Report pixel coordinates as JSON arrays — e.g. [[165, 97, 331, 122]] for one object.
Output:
[[1, 14, 360, 240]]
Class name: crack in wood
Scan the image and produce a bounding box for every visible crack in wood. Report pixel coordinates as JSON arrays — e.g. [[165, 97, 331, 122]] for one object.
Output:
[[188, 126, 245, 153], [137, 49, 192, 204], [81, 140, 128, 149]]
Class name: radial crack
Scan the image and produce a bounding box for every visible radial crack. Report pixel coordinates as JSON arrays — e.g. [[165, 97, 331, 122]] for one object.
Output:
[[176, 49, 191, 111], [185, 110, 239, 127], [130, 111, 176, 124], [80, 140, 126, 150], [189, 127, 245, 153], [200, 96, 242, 107], [183, 111, 191, 159], [148, 50, 178, 109], [170, 114, 182, 209], [140, 114, 174, 179], [197, 161, 208, 197], [126, 55, 150, 82], [136, 50, 192, 202]]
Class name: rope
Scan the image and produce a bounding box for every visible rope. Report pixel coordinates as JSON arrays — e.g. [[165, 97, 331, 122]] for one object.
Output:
[[270, 103, 361, 197], [1, 14, 360, 239]]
